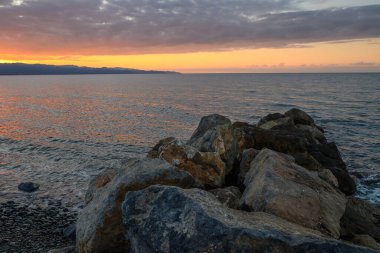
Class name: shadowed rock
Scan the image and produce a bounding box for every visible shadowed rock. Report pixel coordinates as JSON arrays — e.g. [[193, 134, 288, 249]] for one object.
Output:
[[340, 197, 380, 244], [122, 185, 376, 253], [76, 158, 195, 253], [241, 149, 347, 238], [237, 148, 259, 187]]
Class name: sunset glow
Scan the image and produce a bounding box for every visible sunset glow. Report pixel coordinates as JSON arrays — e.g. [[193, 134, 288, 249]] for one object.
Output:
[[1, 0, 380, 72]]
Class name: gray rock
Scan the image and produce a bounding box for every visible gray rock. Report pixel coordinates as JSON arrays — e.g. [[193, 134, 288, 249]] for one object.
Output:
[[241, 149, 347, 238], [76, 158, 195, 253], [188, 114, 239, 174], [18, 182, 40, 192], [122, 185, 376, 253]]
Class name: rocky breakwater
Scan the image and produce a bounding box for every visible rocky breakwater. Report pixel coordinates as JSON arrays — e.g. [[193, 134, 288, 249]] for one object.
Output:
[[68, 109, 380, 253]]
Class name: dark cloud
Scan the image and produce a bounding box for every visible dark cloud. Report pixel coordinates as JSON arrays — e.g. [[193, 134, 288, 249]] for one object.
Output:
[[0, 0, 379, 55]]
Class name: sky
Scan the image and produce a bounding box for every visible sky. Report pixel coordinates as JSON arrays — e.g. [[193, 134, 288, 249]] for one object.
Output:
[[0, 0, 380, 73]]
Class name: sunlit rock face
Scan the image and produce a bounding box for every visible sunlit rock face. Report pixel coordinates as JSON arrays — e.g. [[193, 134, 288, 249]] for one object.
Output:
[[241, 148, 346, 238], [187, 114, 239, 175], [148, 137, 226, 188]]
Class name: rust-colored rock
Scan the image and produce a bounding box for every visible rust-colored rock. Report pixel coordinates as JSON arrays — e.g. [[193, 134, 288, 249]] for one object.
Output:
[[148, 138, 226, 188]]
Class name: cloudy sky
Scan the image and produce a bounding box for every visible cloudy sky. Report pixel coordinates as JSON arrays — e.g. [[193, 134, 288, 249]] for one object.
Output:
[[1, 0, 380, 72]]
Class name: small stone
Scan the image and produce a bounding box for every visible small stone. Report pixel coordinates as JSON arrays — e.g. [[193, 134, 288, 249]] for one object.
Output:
[[18, 182, 40, 192]]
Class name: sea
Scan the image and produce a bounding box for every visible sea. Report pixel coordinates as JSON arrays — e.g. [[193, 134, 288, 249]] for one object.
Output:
[[0, 73, 379, 208]]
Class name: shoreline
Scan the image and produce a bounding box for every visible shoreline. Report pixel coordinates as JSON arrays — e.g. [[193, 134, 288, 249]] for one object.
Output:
[[0, 199, 77, 253], [0, 108, 379, 252]]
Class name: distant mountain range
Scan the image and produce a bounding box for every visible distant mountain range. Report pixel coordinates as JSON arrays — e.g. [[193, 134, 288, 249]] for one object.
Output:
[[0, 63, 178, 75]]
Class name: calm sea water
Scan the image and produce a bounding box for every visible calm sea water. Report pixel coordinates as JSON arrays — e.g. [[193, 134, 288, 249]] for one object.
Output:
[[0, 73, 379, 207]]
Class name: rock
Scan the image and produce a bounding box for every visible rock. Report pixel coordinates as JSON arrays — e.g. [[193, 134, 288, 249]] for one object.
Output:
[[122, 185, 376, 253], [209, 186, 241, 209], [291, 151, 322, 171], [147, 137, 177, 158], [148, 138, 226, 188], [241, 149, 347, 238], [296, 124, 326, 143], [319, 169, 339, 188], [351, 235, 380, 251], [18, 182, 40, 192], [237, 148, 259, 187], [309, 142, 356, 195], [257, 112, 286, 126], [63, 224, 76, 240], [258, 115, 294, 130], [188, 114, 239, 174], [47, 246, 76, 253], [85, 167, 119, 204], [284, 108, 315, 126], [76, 158, 195, 253], [340, 197, 380, 242], [232, 116, 356, 195], [189, 114, 231, 140]]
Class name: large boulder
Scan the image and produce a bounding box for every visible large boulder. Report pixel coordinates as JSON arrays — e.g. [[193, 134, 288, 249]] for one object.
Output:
[[187, 114, 239, 174], [76, 158, 195, 253], [232, 109, 356, 195], [122, 185, 376, 253], [148, 137, 226, 188], [241, 149, 347, 238], [340, 197, 380, 243]]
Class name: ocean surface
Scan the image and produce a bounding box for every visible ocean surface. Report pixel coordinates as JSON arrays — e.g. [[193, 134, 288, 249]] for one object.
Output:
[[0, 73, 379, 208]]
